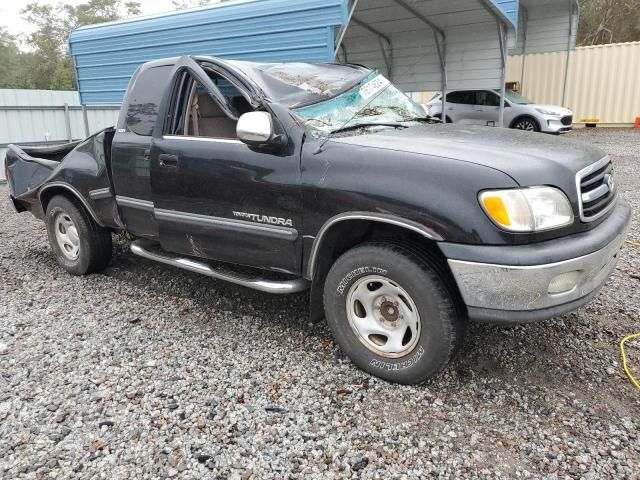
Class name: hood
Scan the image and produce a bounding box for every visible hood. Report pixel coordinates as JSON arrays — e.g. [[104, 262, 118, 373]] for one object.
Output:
[[529, 104, 572, 115], [331, 123, 605, 188]]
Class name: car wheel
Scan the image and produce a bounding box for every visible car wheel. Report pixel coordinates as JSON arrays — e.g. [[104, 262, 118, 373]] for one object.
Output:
[[432, 114, 452, 123], [323, 242, 466, 384], [45, 195, 112, 275], [512, 116, 539, 132]]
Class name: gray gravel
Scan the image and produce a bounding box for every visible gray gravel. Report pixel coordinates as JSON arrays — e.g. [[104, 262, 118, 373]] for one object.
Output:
[[1, 127, 639, 479]]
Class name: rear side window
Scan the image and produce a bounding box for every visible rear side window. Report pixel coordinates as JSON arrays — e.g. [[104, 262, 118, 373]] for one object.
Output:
[[446, 91, 474, 104], [475, 91, 500, 106], [125, 65, 173, 136]]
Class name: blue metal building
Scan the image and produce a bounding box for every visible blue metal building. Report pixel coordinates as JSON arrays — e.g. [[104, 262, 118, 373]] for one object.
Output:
[[69, 0, 577, 120], [69, 0, 347, 104]]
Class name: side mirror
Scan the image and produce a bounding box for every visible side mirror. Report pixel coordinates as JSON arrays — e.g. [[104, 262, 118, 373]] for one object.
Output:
[[237, 111, 277, 145]]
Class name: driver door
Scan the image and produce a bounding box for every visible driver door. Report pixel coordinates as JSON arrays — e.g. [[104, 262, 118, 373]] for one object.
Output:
[[149, 61, 303, 274]]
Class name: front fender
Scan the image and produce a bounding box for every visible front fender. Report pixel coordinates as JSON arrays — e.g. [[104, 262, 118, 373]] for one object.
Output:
[[301, 140, 519, 246]]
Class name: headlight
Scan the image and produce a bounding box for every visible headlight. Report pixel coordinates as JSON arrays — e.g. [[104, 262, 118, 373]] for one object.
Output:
[[479, 187, 574, 232], [535, 107, 562, 116]]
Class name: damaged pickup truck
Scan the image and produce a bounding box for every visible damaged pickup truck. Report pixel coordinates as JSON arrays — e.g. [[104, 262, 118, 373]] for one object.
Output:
[[5, 56, 631, 384]]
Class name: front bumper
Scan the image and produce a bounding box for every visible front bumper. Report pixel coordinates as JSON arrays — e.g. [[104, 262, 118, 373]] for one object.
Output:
[[540, 115, 573, 134], [441, 201, 631, 323]]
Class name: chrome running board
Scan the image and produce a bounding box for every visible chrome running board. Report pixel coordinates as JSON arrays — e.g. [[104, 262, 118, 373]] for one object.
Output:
[[130, 239, 309, 294]]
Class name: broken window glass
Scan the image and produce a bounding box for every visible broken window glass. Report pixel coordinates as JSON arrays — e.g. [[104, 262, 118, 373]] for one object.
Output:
[[293, 73, 428, 138]]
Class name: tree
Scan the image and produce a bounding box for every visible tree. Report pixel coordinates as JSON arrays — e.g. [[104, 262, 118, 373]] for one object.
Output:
[[578, 0, 640, 46], [17, 0, 142, 90], [62, 0, 141, 29], [0, 27, 41, 89], [0, 28, 22, 88], [171, 0, 219, 9]]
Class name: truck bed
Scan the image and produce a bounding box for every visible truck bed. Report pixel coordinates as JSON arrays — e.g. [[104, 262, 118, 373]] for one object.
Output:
[[5, 128, 117, 224]]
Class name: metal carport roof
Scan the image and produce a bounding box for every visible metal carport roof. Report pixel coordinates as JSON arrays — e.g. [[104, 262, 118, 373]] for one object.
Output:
[[333, 0, 578, 126]]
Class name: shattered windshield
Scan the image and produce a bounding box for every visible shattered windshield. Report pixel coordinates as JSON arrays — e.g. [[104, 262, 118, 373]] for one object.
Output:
[[293, 72, 428, 138], [225, 60, 370, 107]]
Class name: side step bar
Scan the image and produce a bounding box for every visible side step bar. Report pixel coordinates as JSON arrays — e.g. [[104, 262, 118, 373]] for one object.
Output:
[[130, 239, 309, 294]]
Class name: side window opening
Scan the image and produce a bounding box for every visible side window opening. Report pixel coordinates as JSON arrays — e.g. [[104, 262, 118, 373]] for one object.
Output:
[[169, 70, 254, 139], [446, 91, 463, 104], [475, 91, 500, 107], [446, 91, 474, 105], [125, 65, 173, 136]]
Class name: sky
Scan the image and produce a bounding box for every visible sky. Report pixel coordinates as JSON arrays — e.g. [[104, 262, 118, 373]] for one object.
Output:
[[1, 0, 196, 38]]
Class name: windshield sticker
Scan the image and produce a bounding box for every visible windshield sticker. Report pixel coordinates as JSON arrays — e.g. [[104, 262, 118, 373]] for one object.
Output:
[[359, 75, 391, 100]]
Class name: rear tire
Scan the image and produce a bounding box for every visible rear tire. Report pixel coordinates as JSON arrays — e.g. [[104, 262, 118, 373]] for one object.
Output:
[[45, 195, 112, 275], [323, 242, 466, 384]]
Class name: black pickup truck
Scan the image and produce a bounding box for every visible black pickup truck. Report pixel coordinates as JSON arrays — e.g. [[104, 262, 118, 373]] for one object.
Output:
[[5, 56, 631, 384]]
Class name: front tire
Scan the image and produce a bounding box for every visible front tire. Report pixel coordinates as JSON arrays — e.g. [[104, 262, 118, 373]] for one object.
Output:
[[433, 114, 452, 123], [45, 195, 112, 275], [323, 242, 466, 384], [511, 116, 540, 132]]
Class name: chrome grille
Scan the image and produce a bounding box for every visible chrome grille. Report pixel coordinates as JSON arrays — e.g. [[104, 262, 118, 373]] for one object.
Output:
[[576, 156, 616, 222]]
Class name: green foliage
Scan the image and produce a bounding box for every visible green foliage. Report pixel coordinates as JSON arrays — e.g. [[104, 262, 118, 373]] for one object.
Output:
[[578, 0, 640, 46], [0, 0, 141, 90], [171, 0, 219, 9], [0, 28, 25, 89], [51, 58, 75, 91]]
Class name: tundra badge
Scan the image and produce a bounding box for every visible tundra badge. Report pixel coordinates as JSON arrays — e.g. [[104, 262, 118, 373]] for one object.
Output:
[[232, 211, 293, 227]]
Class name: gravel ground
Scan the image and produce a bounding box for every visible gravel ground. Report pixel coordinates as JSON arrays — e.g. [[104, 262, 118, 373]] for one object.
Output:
[[1, 127, 639, 479]]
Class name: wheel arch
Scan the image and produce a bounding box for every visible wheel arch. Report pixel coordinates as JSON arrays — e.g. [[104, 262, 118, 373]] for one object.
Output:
[[509, 114, 540, 130], [306, 213, 447, 322], [39, 182, 105, 227]]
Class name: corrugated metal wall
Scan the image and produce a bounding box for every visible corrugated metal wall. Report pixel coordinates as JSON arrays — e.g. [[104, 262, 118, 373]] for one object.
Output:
[[0, 89, 119, 181], [507, 41, 640, 125], [70, 0, 347, 105], [0, 89, 80, 106], [512, 1, 577, 55], [341, 0, 514, 92]]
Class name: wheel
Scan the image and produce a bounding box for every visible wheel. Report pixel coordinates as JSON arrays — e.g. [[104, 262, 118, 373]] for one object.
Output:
[[433, 114, 452, 123], [511, 116, 539, 132], [45, 195, 112, 275], [323, 242, 466, 384]]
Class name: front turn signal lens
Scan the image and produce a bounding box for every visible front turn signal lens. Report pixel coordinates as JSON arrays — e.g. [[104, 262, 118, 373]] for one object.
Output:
[[481, 196, 511, 227]]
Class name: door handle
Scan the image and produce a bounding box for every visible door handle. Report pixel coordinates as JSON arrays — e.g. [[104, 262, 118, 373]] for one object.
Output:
[[159, 154, 179, 167]]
